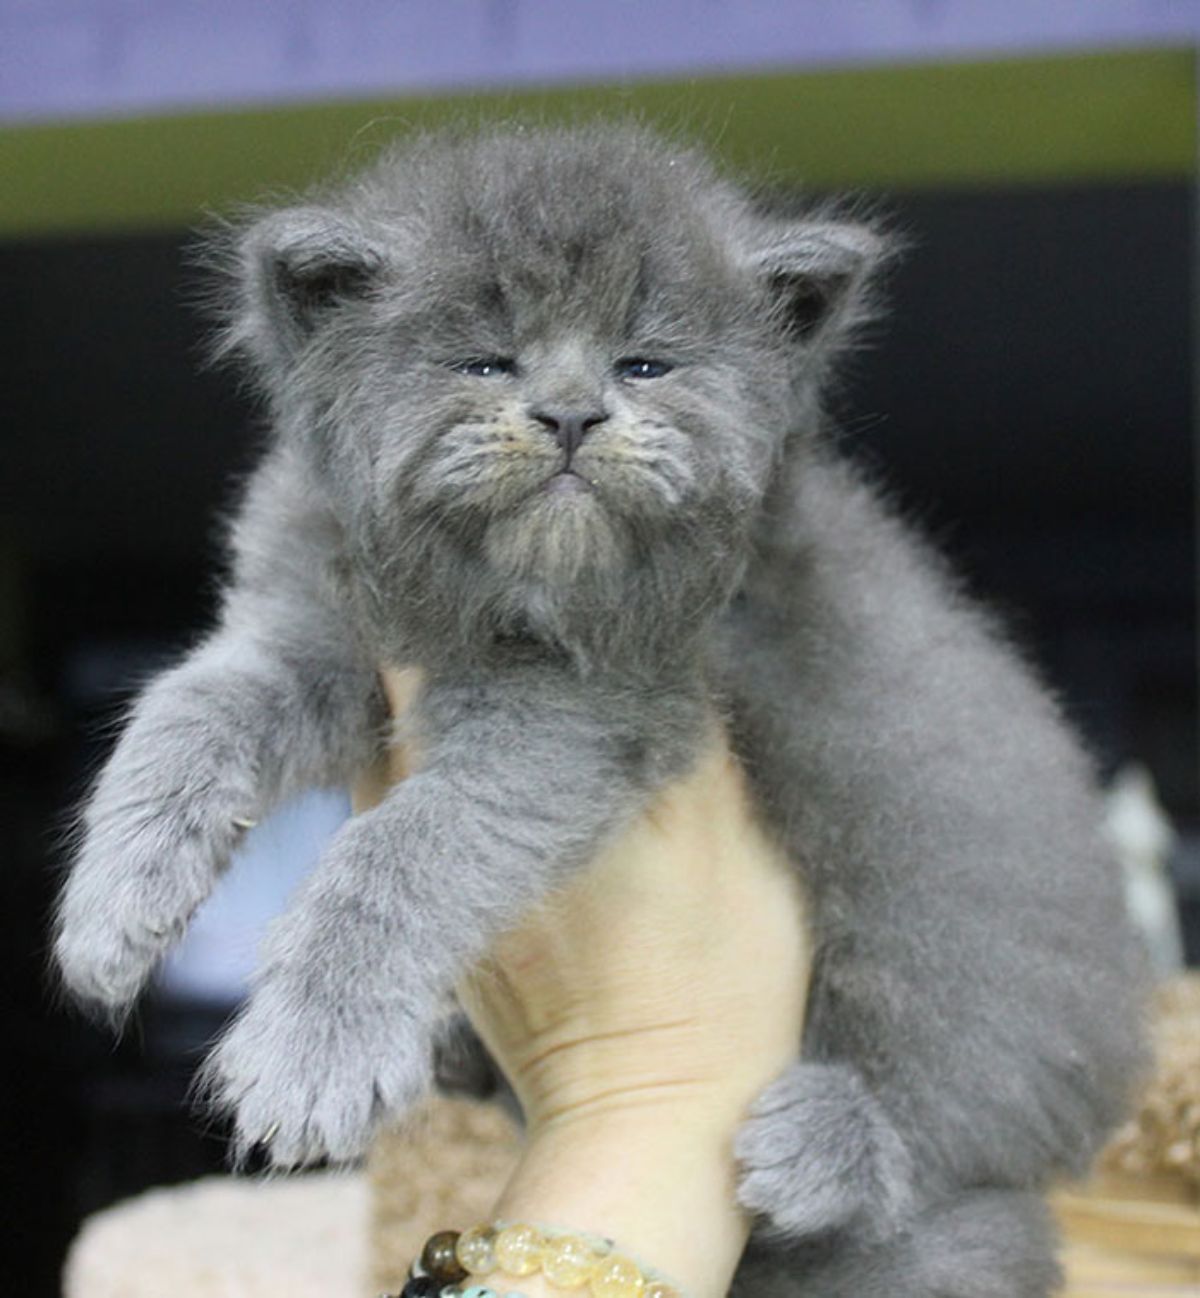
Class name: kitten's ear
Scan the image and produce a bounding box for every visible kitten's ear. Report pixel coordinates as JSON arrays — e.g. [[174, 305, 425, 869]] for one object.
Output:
[[747, 220, 885, 343], [221, 206, 384, 369]]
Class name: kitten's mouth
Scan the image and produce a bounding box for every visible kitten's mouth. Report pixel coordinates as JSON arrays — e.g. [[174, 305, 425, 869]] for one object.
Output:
[[543, 470, 593, 496]]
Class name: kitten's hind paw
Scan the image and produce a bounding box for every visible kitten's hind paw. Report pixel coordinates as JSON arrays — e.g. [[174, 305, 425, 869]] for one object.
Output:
[[735, 1062, 913, 1240]]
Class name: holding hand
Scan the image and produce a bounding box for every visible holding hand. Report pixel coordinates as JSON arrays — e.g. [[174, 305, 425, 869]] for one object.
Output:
[[360, 668, 811, 1298]]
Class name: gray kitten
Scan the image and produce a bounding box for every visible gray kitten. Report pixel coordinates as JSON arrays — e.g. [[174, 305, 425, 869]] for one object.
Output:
[[54, 124, 1145, 1296]]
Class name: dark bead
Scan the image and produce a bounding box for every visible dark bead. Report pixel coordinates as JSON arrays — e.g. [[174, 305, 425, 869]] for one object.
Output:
[[421, 1230, 468, 1283], [401, 1277, 443, 1298]]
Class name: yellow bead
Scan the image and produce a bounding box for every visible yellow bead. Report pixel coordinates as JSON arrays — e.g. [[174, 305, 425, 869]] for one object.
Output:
[[494, 1223, 545, 1277], [642, 1284, 681, 1298], [455, 1225, 498, 1276], [590, 1253, 645, 1298], [542, 1234, 596, 1288]]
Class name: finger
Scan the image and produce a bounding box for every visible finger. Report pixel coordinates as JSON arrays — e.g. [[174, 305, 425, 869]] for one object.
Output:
[[350, 665, 425, 812]]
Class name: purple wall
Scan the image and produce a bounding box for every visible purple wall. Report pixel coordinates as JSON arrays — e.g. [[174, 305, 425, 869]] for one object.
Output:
[[3, 0, 1199, 124]]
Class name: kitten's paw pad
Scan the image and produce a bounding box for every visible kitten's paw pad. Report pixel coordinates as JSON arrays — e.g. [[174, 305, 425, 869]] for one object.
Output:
[[201, 975, 431, 1167], [735, 1062, 912, 1238]]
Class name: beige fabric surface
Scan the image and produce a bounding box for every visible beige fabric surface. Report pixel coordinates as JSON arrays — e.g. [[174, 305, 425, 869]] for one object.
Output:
[[63, 1170, 368, 1298]]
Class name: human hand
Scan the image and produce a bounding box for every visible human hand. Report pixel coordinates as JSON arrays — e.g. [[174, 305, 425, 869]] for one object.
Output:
[[357, 667, 811, 1298]]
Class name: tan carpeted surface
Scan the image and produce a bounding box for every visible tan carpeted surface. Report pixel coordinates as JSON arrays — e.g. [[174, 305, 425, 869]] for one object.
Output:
[[367, 1097, 522, 1293]]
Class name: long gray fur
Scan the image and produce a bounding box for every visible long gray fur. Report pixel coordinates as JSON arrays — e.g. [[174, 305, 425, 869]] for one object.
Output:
[[53, 123, 1146, 1295]]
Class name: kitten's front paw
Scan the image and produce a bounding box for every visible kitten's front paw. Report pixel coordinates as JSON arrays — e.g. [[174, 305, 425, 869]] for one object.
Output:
[[55, 794, 246, 1017], [735, 1062, 913, 1239], [54, 881, 178, 1016], [200, 961, 432, 1167], [54, 805, 245, 1016]]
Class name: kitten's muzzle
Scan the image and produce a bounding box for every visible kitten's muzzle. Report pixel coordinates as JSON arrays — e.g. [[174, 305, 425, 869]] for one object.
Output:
[[530, 407, 609, 460]]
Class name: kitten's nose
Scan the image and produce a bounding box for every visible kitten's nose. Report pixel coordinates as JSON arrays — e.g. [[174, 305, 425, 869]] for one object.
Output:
[[530, 408, 609, 458]]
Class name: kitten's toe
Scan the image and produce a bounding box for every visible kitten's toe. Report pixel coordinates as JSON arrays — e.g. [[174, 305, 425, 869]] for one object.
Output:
[[735, 1062, 913, 1239]]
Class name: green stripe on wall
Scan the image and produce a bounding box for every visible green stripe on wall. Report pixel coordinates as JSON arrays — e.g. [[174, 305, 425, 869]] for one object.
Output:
[[2, 48, 1194, 238]]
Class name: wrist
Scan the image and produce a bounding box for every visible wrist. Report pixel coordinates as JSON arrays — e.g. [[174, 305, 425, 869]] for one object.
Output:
[[489, 1102, 750, 1298]]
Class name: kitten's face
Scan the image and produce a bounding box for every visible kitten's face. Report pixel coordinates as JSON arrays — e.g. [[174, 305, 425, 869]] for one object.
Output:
[[373, 247, 782, 591], [229, 127, 879, 654], [297, 188, 786, 600], [411, 347, 723, 587]]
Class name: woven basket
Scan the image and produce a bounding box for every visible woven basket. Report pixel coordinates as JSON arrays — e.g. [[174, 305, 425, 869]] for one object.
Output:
[[1052, 1173, 1200, 1296], [1048, 972, 1200, 1296]]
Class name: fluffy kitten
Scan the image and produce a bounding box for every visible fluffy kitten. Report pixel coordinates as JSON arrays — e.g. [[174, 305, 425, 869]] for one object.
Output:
[[54, 124, 1145, 1297]]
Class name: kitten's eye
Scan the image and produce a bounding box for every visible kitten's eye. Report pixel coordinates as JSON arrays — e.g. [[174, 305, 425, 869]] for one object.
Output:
[[453, 357, 518, 379], [615, 357, 674, 380]]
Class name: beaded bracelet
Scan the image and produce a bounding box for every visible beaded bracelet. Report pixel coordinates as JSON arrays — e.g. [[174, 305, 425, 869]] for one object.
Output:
[[391, 1222, 687, 1298], [382, 1284, 527, 1298]]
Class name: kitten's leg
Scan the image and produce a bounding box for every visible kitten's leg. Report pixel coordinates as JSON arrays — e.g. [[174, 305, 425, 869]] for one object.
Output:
[[201, 667, 703, 1166], [730, 1189, 1061, 1298], [53, 615, 382, 1017]]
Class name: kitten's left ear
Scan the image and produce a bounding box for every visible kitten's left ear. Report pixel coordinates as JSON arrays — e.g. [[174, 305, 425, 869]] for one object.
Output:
[[746, 220, 885, 342]]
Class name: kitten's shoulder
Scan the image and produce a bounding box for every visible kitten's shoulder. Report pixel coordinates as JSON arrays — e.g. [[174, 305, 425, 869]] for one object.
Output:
[[223, 443, 357, 619], [751, 451, 953, 585]]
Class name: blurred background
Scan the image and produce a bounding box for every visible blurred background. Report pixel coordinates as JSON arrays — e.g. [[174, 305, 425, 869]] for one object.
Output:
[[2, 3, 1197, 1292]]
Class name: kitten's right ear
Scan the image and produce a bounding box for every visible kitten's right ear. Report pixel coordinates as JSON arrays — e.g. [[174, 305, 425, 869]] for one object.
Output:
[[221, 206, 384, 369]]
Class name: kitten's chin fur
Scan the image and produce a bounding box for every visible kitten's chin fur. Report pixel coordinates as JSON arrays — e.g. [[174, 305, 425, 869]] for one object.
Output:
[[484, 486, 626, 587]]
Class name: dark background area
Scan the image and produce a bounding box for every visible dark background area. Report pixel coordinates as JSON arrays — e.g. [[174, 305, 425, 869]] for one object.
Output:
[[2, 180, 1195, 1294]]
